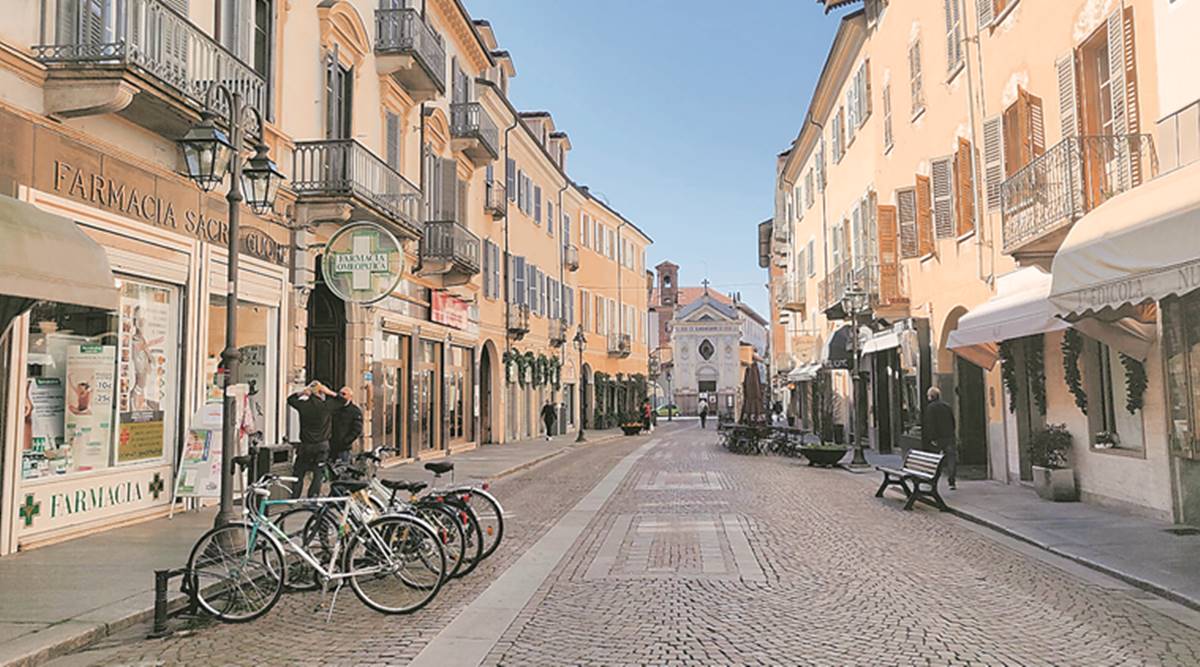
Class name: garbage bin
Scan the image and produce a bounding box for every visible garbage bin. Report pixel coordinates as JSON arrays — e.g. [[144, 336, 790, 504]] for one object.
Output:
[[255, 444, 294, 500]]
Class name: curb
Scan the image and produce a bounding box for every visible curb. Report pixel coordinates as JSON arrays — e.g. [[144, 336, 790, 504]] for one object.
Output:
[[948, 506, 1200, 613], [489, 432, 625, 481]]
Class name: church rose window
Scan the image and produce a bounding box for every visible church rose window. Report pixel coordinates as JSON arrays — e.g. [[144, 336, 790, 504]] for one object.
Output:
[[699, 339, 714, 360]]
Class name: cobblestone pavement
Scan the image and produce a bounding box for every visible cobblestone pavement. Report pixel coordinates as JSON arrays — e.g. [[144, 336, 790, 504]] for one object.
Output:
[[61, 423, 1200, 666]]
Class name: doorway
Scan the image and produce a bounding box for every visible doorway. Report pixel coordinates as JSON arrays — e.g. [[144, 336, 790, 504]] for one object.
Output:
[[956, 355, 989, 475], [479, 344, 493, 444], [872, 350, 898, 454], [1010, 335, 1046, 482], [413, 339, 442, 455], [306, 257, 346, 389], [374, 332, 409, 458]]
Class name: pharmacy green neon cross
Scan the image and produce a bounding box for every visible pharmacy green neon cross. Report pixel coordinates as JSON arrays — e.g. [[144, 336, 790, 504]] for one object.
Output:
[[149, 472, 165, 500], [19, 494, 40, 527]]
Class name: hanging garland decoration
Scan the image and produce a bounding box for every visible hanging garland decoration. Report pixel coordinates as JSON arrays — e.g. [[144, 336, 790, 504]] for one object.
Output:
[[503, 350, 517, 385], [1061, 329, 1088, 415], [533, 354, 548, 387], [1027, 336, 1047, 415], [549, 356, 562, 389], [999, 340, 1019, 414], [521, 351, 536, 387], [1120, 353, 1147, 414]]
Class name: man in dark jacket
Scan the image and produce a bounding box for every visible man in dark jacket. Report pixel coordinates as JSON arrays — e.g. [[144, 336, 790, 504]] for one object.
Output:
[[286, 381, 346, 498], [922, 386, 958, 490], [331, 386, 364, 464], [541, 401, 557, 441]]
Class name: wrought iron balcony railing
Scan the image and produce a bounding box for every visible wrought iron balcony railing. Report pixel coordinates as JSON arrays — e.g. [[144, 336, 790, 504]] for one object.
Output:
[[450, 102, 500, 162], [292, 139, 423, 235], [420, 220, 480, 275], [563, 244, 580, 271], [779, 277, 806, 312], [35, 0, 267, 117], [549, 318, 568, 347], [374, 7, 446, 95], [484, 180, 506, 219], [818, 257, 906, 316], [608, 333, 632, 358], [1001, 133, 1157, 255]]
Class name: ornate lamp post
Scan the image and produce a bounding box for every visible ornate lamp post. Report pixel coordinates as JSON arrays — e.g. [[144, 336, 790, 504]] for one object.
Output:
[[178, 85, 284, 528], [842, 283, 870, 468], [666, 368, 674, 422], [573, 327, 587, 442]]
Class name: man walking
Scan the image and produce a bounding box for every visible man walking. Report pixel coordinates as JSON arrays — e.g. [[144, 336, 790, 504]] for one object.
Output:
[[331, 386, 363, 465], [541, 400, 557, 441], [699, 397, 709, 429], [922, 387, 958, 490], [286, 381, 346, 498]]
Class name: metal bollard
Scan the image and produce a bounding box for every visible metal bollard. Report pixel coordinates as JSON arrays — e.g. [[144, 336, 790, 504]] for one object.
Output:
[[149, 569, 173, 638]]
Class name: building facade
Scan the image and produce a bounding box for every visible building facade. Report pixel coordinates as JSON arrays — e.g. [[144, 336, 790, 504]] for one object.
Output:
[[768, 0, 1199, 522], [0, 0, 650, 555]]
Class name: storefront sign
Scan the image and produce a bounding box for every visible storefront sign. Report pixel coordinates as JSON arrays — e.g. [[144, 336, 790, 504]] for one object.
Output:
[[17, 466, 170, 536], [49, 159, 287, 265], [432, 291, 470, 329], [322, 222, 404, 304]]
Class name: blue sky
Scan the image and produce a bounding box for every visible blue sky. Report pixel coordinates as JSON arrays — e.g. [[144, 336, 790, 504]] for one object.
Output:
[[463, 0, 840, 317]]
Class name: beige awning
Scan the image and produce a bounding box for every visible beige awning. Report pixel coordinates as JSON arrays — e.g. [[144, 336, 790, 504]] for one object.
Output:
[[947, 267, 1069, 370], [0, 195, 117, 331], [1049, 161, 1200, 319]]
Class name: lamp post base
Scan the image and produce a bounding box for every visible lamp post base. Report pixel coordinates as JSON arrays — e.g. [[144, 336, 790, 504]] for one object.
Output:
[[847, 445, 870, 468], [576, 429, 586, 443]]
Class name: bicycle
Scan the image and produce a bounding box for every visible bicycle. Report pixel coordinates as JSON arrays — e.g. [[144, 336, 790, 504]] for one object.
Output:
[[186, 464, 447, 623]]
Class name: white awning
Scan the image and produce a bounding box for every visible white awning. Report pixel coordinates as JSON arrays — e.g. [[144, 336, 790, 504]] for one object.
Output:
[[860, 330, 900, 355], [1050, 161, 1200, 319], [0, 195, 118, 332], [788, 363, 819, 382], [946, 267, 1069, 369]]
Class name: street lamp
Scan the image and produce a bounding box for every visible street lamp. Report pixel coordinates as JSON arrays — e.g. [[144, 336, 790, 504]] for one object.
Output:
[[665, 368, 673, 422], [573, 327, 587, 442], [178, 86, 284, 528], [842, 283, 870, 468]]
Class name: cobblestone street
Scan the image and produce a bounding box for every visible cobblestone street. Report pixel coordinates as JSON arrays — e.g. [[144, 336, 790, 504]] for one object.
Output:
[[59, 422, 1200, 666]]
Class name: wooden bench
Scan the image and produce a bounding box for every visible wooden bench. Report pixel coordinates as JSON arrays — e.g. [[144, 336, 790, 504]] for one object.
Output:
[[875, 449, 949, 511]]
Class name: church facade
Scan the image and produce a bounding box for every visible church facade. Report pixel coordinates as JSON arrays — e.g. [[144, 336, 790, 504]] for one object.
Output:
[[669, 295, 744, 417]]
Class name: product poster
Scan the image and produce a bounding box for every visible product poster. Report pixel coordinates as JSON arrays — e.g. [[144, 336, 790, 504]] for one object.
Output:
[[23, 378, 67, 479], [64, 344, 117, 472], [117, 283, 172, 463], [175, 403, 223, 498], [236, 344, 268, 444]]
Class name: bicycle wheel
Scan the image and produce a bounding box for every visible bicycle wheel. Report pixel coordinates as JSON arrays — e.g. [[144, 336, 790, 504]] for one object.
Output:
[[344, 515, 446, 614], [412, 503, 467, 579], [444, 498, 485, 577], [459, 489, 504, 561], [273, 507, 321, 592], [187, 522, 285, 623]]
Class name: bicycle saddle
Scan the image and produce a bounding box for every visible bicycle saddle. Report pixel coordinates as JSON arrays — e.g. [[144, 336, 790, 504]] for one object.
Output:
[[379, 479, 427, 494], [330, 480, 369, 494], [424, 461, 454, 475]]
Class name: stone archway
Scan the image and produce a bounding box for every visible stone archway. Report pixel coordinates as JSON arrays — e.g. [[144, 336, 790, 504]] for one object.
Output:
[[580, 363, 593, 429], [479, 339, 500, 444], [940, 306, 988, 475]]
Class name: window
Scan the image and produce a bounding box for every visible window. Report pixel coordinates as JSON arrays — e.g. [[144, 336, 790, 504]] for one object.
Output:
[[445, 345, 473, 443], [482, 240, 501, 300], [324, 53, 352, 139], [793, 187, 802, 221], [208, 294, 277, 448], [1085, 337, 1144, 451], [534, 185, 542, 224], [546, 201, 554, 236], [954, 137, 976, 236], [511, 255, 526, 305], [1164, 293, 1200, 458], [528, 264, 540, 316], [252, 0, 272, 82], [506, 159, 516, 202], [580, 289, 591, 330], [978, 0, 1009, 29], [1002, 88, 1045, 177], [807, 239, 816, 276], [897, 187, 919, 258], [945, 0, 963, 75], [562, 213, 570, 245], [804, 170, 815, 209], [865, 0, 886, 27], [909, 37, 925, 118], [564, 286, 574, 325], [1074, 8, 1140, 204], [594, 223, 603, 253], [831, 108, 845, 162], [930, 155, 956, 238], [847, 86, 858, 142], [883, 82, 894, 152], [385, 111, 401, 171]]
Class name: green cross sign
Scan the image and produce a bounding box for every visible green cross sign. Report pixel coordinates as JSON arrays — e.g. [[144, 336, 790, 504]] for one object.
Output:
[[323, 223, 403, 304], [149, 472, 165, 500], [19, 494, 40, 527]]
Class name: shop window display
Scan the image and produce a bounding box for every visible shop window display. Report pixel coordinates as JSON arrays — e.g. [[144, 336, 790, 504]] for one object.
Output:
[[1164, 291, 1200, 459], [207, 296, 278, 447]]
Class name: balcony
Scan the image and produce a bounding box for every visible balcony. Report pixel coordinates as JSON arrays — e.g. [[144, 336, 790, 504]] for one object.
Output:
[[563, 244, 580, 271], [374, 7, 445, 102], [608, 333, 632, 358], [819, 257, 908, 321], [450, 102, 500, 167], [779, 277, 806, 312], [548, 318, 568, 347], [1002, 134, 1157, 261], [507, 304, 531, 339], [484, 180, 507, 219], [420, 221, 480, 286], [292, 139, 422, 238], [34, 0, 267, 139]]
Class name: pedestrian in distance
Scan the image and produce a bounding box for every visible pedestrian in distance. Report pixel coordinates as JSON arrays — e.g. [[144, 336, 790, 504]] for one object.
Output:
[[331, 386, 363, 465], [922, 386, 958, 490], [699, 397, 710, 429], [641, 398, 653, 432], [541, 400, 557, 441], [286, 381, 346, 498]]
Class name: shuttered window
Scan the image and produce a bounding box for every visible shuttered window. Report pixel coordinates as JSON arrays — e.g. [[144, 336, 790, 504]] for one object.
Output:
[[977, 0, 994, 30], [897, 187, 919, 258], [909, 38, 925, 117], [506, 159, 516, 202], [1002, 88, 1046, 177], [512, 255, 527, 305], [982, 116, 1005, 210], [580, 289, 591, 330], [931, 155, 955, 239], [804, 170, 815, 208], [807, 239, 816, 276], [915, 174, 934, 256], [324, 49, 352, 139], [877, 204, 900, 302], [945, 0, 963, 74], [954, 138, 976, 236], [883, 82, 894, 152], [385, 111, 401, 171], [534, 185, 542, 224]]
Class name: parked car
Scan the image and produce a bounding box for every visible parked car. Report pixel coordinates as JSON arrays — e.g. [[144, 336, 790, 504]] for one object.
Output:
[[655, 404, 680, 417]]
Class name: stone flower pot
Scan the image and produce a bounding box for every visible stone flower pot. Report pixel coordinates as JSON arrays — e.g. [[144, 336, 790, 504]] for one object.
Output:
[[620, 424, 643, 436], [1032, 465, 1078, 502], [799, 446, 848, 467]]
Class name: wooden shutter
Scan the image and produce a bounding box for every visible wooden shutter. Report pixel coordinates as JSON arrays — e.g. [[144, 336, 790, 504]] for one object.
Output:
[[385, 112, 400, 171], [897, 188, 919, 258], [1106, 10, 1128, 139], [324, 48, 338, 139], [1056, 52, 1078, 140], [977, 0, 993, 30], [534, 185, 542, 223], [877, 204, 899, 303], [945, 0, 962, 72], [931, 156, 955, 239], [916, 174, 934, 256], [863, 59, 872, 118], [955, 138, 976, 236], [982, 115, 1005, 210], [506, 159, 516, 201], [909, 39, 923, 115], [1028, 91, 1045, 157], [437, 158, 457, 221]]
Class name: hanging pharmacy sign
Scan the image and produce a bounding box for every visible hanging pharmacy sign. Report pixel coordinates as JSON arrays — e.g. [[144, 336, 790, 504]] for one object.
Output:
[[322, 222, 405, 304]]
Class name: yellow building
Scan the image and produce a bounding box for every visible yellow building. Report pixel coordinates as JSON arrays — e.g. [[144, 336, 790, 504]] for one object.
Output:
[[0, 0, 650, 555], [770, 0, 1196, 521]]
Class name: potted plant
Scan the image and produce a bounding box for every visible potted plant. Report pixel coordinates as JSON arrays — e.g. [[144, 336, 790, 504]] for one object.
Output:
[[1030, 424, 1077, 501], [619, 413, 643, 436], [798, 440, 849, 467]]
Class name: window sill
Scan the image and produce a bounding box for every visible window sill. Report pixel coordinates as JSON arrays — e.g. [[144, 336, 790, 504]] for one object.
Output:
[[990, 0, 1020, 31], [946, 62, 965, 85], [883, 141, 894, 156], [911, 107, 926, 123], [1089, 445, 1146, 460], [956, 229, 976, 245], [919, 252, 937, 264]]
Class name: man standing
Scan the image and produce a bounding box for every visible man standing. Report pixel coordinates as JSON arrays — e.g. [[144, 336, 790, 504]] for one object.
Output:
[[922, 387, 958, 490], [698, 397, 710, 429], [540, 400, 557, 441], [331, 386, 363, 464], [286, 381, 345, 498]]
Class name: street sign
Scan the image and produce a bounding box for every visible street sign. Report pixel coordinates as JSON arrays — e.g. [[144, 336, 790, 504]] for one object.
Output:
[[322, 222, 405, 304]]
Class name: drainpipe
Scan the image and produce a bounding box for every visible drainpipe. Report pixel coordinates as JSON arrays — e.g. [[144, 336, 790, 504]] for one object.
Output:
[[807, 116, 830, 327], [616, 219, 629, 354], [959, 0, 992, 287], [413, 103, 428, 275], [556, 180, 569, 427], [501, 117, 519, 359]]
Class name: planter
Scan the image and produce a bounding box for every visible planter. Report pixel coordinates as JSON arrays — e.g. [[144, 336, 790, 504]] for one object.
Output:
[[1032, 465, 1078, 501], [799, 446, 848, 467], [620, 424, 643, 436]]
